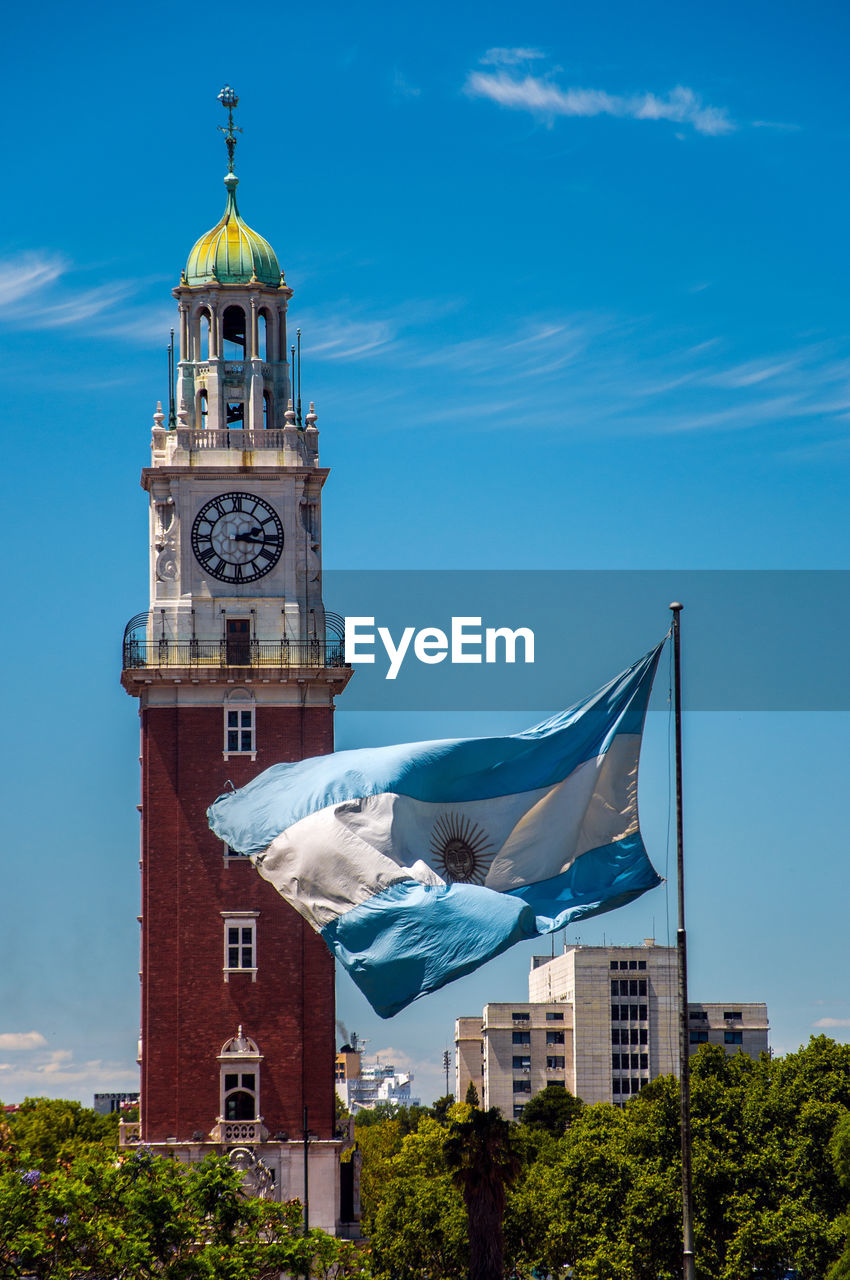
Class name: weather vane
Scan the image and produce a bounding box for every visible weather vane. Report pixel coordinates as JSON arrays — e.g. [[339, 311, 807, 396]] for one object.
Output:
[[217, 85, 241, 172]]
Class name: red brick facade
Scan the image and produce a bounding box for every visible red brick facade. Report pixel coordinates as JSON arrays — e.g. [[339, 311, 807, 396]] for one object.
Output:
[[139, 700, 337, 1143]]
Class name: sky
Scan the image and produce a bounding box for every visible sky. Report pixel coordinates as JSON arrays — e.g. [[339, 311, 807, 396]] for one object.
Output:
[[1, 0, 849, 1109]]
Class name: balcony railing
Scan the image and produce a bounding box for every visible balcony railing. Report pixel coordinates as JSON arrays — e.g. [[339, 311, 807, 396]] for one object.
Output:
[[123, 637, 348, 672], [173, 428, 289, 451]]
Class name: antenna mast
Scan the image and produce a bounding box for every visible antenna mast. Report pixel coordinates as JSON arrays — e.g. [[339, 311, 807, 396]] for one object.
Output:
[[167, 328, 176, 428]]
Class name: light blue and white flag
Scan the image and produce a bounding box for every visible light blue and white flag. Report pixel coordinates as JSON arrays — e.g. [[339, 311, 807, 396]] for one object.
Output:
[[208, 643, 665, 1017]]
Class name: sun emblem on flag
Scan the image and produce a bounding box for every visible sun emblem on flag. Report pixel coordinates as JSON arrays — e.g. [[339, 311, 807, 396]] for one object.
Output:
[[430, 813, 495, 885]]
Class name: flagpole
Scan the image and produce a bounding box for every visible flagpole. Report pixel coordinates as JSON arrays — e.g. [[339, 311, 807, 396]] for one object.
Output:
[[670, 602, 695, 1280]]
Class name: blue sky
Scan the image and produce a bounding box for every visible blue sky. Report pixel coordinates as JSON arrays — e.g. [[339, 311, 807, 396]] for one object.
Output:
[[1, 0, 848, 1106]]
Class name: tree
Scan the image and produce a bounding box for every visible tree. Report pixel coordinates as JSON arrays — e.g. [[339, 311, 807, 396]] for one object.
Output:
[[444, 1106, 522, 1280], [465, 1080, 480, 1107], [520, 1084, 582, 1136], [0, 1145, 372, 1280], [369, 1116, 467, 1279]]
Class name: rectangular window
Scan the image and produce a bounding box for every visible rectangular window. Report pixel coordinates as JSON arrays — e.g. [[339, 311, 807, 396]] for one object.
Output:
[[629, 960, 637, 970], [613, 1078, 621, 1094], [610, 960, 618, 970], [222, 912, 258, 981], [611, 1005, 620, 1021], [690, 1030, 709, 1044], [638, 1004, 647, 1020], [638, 980, 647, 996], [513, 1104, 526, 1119], [724, 1031, 743, 1044], [629, 979, 638, 996], [639, 1029, 648, 1045], [611, 980, 620, 996], [611, 1029, 620, 1045], [547, 1056, 565, 1069], [513, 1079, 531, 1093], [638, 960, 646, 970], [511, 1011, 530, 1021], [724, 1011, 742, 1021], [545, 1011, 564, 1021], [546, 1031, 565, 1045], [619, 961, 629, 970], [640, 1054, 648, 1070], [512, 1031, 531, 1045], [512, 1056, 531, 1070], [630, 1004, 639, 1020], [224, 705, 255, 756], [689, 1010, 708, 1021], [612, 1053, 620, 1069]]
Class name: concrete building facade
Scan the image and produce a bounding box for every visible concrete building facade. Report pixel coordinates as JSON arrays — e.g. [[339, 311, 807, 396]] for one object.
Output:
[[456, 940, 768, 1115]]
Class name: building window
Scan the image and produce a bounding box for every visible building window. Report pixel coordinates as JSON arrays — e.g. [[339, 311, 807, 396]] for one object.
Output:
[[689, 1010, 708, 1021], [724, 1031, 743, 1045], [512, 1056, 531, 1070], [222, 912, 258, 981], [638, 1004, 647, 1020], [513, 1104, 526, 1119], [640, 1054, 648, 1070], [619, 961, 629, 970], [511, 1011, 530, 1021], [610, 960, 618, 970], [638, 961, 646, 970], [218, 1027, 261, 1125], [546, 1031, 565, 1045], [223, 692, 256, 759], [513, 1079, 531, 1093], [690, 1030, 708, 1044], [512, 1031, 531, 1045], [638, 980, 647, 996], [612, 1053, 621, 1069], [547, 1056, 565, 1069], [639, 1029, 648, 1045], [545, 1011, 564, 1021], [724, 1011, 742, 1021], [612, 1029, 620, 1045], [613, 1079, 621, 1094]]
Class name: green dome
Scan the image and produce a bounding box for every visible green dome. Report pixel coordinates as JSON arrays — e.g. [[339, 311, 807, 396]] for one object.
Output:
[[185, 174, 281, 286]]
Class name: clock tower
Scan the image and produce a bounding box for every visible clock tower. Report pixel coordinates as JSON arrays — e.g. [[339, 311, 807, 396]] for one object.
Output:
[[120, 88, 354, 1231]]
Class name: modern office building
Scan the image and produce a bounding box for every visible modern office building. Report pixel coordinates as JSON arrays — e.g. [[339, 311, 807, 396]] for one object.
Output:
[[456, 940, 768, 1114]]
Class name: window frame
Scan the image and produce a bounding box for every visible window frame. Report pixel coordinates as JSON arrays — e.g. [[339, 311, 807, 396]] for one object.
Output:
[[221, 911, 259, 982], [223, 693, 256, 761]]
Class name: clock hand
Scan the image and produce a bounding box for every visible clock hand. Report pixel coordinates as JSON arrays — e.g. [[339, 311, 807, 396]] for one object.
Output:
[[234, 527, 265, 542]]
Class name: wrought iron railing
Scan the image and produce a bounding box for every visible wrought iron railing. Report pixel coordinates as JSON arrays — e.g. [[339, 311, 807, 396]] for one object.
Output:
[[123, 637, 348, 671]]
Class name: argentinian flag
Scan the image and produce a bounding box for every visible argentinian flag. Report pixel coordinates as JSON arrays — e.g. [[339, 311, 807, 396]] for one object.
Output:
[[208, 643, 665, 1017]]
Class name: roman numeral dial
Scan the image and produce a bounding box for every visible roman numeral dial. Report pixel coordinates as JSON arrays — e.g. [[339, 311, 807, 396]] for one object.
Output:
[[191, 492, 284, 583]]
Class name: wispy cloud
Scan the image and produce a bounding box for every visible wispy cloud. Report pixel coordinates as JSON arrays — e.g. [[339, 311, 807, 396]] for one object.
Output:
[[0, 251, 66, 305], [465, 60, 735, 136], [392, 69, 421, 100], [0, 251, 162, 344], [0, 1031, 47, 1052], [0, 1044, 138, 1094], [480, 47, 546, 66], [813, 1017, 850, 1028]]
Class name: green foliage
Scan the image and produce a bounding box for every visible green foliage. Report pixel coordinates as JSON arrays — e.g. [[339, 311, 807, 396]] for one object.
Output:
[[3, 1096, 119, 1171], [431, 1093, 455, 1123], [520, 1084, 583, 1136], [354, 1036, 850, 1280], [0, 1141, 371, 1279], [465, 1080, 481, 1107]]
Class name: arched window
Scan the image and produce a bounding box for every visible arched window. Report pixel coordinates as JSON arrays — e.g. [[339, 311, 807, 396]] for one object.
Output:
[[263, 391, 271, 430], [198, 309, 211, 361], [258, 311, 269, 362], [222, 305, 246, 360], [226, 400, 244, 430], [218, 1027, 262, 1123], [197, 389, 208, 429]]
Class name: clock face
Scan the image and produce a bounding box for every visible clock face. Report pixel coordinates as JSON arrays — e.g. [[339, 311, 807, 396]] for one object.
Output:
[[191, 492, 284, 583]]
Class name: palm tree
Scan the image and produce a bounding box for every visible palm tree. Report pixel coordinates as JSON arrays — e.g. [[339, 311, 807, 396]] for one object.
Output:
[[444, 1104, 522, 1280]]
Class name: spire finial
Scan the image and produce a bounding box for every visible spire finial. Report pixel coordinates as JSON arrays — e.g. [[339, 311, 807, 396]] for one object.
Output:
[[217, 85, 241, 173]]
